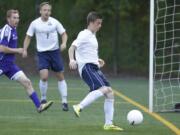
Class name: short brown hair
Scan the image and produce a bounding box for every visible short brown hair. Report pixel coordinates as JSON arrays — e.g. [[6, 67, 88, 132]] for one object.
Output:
[[6, 9, 19, 18], [87, 11, 102, 25], [39, 2, 51, 10]]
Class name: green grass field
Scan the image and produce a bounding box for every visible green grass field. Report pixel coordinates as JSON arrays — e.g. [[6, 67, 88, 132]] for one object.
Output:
[[0, 76, 179, 135]]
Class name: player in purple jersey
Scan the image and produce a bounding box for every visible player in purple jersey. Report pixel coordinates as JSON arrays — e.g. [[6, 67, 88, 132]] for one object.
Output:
[[0, 9, 53, 113]]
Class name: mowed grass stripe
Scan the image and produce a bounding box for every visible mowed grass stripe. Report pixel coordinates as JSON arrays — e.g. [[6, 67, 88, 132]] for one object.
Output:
[[114, 90, 180, 135]]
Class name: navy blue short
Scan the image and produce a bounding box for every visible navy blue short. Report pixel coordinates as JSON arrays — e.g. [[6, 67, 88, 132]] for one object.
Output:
[[82, 63, 110, 92], [37, 49, 64, 72]]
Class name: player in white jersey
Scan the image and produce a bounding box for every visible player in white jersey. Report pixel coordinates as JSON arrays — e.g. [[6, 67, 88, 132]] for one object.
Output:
[[68, 11, 123, 131], [22, 2, 68, 111]]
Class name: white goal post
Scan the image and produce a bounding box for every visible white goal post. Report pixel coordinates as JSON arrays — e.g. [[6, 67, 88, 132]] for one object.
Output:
[[149, 0, 155, 112], [149, 0, 180, 112]]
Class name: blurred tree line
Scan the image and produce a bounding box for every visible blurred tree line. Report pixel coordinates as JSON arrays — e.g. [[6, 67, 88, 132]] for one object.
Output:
[[0, 0, 149, 76]]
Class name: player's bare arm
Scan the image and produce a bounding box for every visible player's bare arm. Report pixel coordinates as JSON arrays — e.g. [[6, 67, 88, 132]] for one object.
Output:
[[22, 35, 32, 58], [60, 32, 68, 51], [0, 45, 23, 54], [68, 45, 77, 70]]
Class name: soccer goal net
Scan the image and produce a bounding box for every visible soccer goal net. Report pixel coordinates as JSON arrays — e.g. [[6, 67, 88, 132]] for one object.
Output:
[[149, 0, 180, 112]]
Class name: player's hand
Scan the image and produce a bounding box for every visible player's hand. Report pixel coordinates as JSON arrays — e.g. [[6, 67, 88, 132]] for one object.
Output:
[[60, 43, 66, 51], [17, 48, 24, 54], [22, 49, 28, 58], [98, 58, 105, 68], [69, 59, 77, 70]]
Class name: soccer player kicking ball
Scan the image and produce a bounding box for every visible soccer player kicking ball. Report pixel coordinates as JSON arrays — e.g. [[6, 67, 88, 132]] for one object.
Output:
[[23, 2, 68, 111], [68, 11, 123, 131], [0, 9, 53, 113]]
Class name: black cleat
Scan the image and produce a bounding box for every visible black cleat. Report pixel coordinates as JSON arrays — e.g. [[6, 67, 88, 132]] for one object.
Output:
[[175, 103, 180, 112], [41, 100, 47, 104], [62, 103, 69, 111]]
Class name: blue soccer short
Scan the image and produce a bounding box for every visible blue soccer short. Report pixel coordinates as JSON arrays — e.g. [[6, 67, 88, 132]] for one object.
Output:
[[81, 63, 110, 92], [37, 49, 64, 72], [0, 62, 21, 80]]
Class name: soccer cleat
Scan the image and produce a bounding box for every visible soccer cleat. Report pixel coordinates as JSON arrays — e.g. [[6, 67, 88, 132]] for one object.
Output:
[[175, 103, 180, 112], [72, 104, 81, 117], [38, 101, 53, 113], [62, 103, 69, 111], [103, 124, 123, 131]]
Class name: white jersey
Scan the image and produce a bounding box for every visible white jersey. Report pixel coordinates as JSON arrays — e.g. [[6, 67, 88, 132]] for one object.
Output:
[[26, 17, 65, 52], [72, 29, 99, 76]]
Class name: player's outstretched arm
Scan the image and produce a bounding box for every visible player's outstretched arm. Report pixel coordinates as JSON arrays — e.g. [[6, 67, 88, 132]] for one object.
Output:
[[60, 32, 68, 51], [68, 45, 77, 70], [0, 45, 23, 54], [22, 35, 32, 58]]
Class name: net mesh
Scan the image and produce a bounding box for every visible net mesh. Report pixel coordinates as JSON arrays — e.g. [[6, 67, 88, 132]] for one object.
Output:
[[154, 0, 180, 112]]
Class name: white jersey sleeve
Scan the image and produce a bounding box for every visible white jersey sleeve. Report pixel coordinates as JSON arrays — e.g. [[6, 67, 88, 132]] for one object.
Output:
[[56, 20, 65, 35], [72, 31, 87, 48], [71, 39, 78, 47], [0, 24, 12, 43], [26, 22, 35, 37]]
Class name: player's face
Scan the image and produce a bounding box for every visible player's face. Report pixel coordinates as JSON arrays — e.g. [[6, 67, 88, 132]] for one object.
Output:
[[92, 19, 102, 32], [40, 4, 51, 20], [8, 13, 19, 27]]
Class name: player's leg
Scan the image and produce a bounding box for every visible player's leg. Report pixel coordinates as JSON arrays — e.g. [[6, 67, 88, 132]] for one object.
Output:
[[95, 70, 114, 126], [96, 70, 123, 130], [8, 67, 53, 113], [55, 72, 68, 111], [72, 64, 105, 116], [103, 87, 114, 125], [37, 51, 50, 103], [39, 69, 49, 103], [15, 71, 41, 107], [103, 87, 123, 131], [72, 64, 123, 130], [50, 49, 68, 111], [16, 73, 53, 113]]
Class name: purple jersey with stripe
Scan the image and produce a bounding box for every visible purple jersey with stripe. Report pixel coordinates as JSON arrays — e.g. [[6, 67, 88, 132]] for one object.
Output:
[[0, 24, 18, 62], [0, 24, 21, 79]]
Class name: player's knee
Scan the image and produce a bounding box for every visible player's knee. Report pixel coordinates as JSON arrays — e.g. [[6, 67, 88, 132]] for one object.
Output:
[[105, 87, 114, 99], [40, 73, 48, 81], [56, 72, 64, 81], [105, 87, 113, 93], [41, 78, 48, 82], [106, 91, 114, 99], [23, 78, 32, 89], [100, 87, 113, 94], [99, 86, 108, 93]]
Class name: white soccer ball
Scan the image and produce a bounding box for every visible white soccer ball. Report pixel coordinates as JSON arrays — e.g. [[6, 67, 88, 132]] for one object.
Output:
[[127, 110, 143, 125]]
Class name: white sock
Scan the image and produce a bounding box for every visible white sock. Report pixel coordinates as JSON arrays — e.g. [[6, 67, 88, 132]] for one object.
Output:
[[79, 90, 103, 109], [39, 80, 48, 101], [104, 98, 114, 125], [58, 80, 67, 103]]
